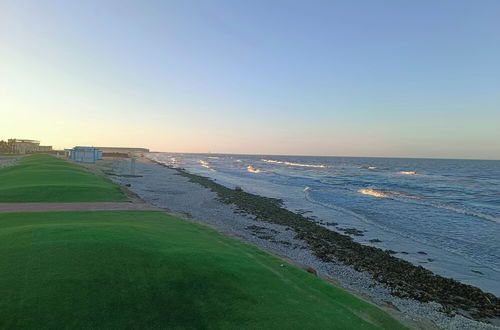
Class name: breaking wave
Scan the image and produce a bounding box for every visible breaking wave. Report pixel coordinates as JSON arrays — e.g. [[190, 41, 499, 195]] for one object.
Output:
[[304, 188, 500, 273], [358, 188, 419, 199], [359, 166, 390, 170], [247, 165, 265, 173], [199, 160, 215, 171], [303, 187, 376, 226], [199, 160, 210, 168], [146, 154, 183, 167], [399, 171, 417, 175], [433, 204, 500, 224], [261, 159, 330, 168], [169, 157, 182, 166], [358, 188, 390, 198], [358, 189, 499, 223]]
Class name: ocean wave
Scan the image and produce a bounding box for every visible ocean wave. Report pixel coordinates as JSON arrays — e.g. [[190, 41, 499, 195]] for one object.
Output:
[[358, 188, 499, 223], [433, 204, 500, 224], [261, 159, 330, 168], [303, 187, 500, 272], [146, 154, 179, 166], [303, 188, 376, 226], [207, 156, 219, 159], [199, 160, 211, 169], [247, 165, 265, 174], [399, 171, 417, 175], [169, 157, 182, 166], [358, 188, 390, 198], [359, 165, 390, 170], [358, 188, 419, 199]]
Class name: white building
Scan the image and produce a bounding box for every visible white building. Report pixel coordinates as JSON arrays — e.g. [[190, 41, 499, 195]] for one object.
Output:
[[8, 139, 53, 154], [70, 147, 102, 163]]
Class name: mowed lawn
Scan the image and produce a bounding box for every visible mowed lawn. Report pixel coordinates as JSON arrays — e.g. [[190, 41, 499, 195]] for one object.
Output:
[[0, 154, 126, 202], [0, 211, 404, 329]]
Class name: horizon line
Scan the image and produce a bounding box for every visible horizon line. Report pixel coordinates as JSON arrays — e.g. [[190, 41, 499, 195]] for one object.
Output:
[[147, 150, 500, 162]]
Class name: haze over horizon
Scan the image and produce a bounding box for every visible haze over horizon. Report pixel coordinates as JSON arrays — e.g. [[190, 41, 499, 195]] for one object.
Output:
[[1, 0, 499, 160]]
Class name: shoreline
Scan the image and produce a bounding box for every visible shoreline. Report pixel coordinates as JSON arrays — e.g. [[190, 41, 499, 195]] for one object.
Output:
[[105, 157, 499, 329], [0, 155, 20, 169]]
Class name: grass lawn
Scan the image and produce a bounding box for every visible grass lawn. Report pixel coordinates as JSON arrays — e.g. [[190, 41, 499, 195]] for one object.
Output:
[[0, 154, 126, 202], [0, 210, 404, 329]]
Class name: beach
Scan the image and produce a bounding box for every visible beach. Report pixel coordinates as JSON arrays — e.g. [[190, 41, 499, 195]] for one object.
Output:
[[1, 154, 411, 329], [107, 156, 499, 329], [144, 153, 500, 295]]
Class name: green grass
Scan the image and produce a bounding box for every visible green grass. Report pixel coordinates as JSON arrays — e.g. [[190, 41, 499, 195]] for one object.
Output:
[[0, 154, 126, 202], [0, 210, 404, 329]]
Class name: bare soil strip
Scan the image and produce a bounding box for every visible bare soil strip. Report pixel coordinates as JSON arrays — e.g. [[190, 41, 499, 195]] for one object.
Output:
[[0, 202, 162, 213]]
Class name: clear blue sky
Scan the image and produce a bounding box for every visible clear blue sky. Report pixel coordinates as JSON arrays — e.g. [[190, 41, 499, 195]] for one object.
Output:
[[1, 0, 499, 159]]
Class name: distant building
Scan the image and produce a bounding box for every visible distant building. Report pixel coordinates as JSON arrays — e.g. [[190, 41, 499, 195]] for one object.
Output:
[[97, 147, 149, 154], [8, 139, 53, 154], [69, 147, 102, 163]]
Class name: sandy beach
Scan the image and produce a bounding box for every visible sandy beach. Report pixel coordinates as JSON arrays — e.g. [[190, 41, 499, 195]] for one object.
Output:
[[104, 157, 498, 330]]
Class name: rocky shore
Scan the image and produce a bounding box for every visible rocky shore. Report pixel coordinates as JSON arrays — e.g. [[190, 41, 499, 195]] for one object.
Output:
[[108, 158, 499, 329], [0, 155, 19, 169]]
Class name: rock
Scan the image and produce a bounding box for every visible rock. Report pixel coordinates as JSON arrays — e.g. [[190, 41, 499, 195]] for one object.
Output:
[[306, 267, 318, 276], [369, 239, 382, 243]]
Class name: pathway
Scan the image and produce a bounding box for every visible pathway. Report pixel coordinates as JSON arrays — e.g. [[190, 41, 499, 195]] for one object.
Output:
[[0, 202, 162, 213]]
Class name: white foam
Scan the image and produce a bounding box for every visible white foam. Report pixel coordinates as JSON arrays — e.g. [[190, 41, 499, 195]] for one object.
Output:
[[359, 166, 390, 170], [358, 188, 419, 199], [358, 188, 390, 198], [199, 160, 210, 168], [399, 171, 417, 175], [247, 165, 265, 173], [261, 159, 330, 168]]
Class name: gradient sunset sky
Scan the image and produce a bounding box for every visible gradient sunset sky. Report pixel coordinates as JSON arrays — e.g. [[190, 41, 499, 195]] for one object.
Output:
[[1, 0, 499, 159]]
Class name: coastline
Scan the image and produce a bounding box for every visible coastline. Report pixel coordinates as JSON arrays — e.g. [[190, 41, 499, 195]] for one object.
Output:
[[0, 155, 20, 169], [105, 156, 499, 329]]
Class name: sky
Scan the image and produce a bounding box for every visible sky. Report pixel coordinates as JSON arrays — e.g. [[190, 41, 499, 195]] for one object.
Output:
[[1, 0, 499, 159]]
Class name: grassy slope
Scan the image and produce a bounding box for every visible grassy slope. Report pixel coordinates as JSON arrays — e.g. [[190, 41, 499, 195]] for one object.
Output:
[[0, 154, 126, 202], [0, 211, 405, 329]]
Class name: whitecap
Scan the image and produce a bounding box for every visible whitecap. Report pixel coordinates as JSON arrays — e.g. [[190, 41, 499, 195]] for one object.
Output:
[[358, 188, 419, 199], [399, 171, 417, 175], [261, 159, 330, 168], [247, 165, 265, 173], [199, 160, 210, 168]]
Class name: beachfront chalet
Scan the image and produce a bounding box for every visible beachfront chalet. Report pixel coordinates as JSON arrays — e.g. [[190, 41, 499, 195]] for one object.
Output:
[[69, 146, 102, 163]]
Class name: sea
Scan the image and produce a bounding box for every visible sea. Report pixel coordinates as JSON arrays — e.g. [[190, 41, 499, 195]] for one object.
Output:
[[147, 153, 500, 295]]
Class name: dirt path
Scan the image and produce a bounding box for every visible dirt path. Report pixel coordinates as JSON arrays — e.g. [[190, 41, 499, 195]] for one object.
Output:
[[0, 202, 162, 213]]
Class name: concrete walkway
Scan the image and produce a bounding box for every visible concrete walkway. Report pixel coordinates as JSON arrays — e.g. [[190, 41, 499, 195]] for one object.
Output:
[[0, 202, 162, 213]]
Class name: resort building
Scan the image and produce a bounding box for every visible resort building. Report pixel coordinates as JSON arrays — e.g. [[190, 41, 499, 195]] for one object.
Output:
[[69, 146, 102, 163], [8, 139, 53, 154], [97, 147, 149, 154]]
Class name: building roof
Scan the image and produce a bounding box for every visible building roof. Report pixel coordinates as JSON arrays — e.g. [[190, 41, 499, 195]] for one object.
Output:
[[73, 146, 100, 150], [9, 139, 40, 143]]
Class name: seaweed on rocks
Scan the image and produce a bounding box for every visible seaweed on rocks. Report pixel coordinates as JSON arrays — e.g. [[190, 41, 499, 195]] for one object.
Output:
[[173, 167, 500, 320], [338, 227, 365, 236]]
